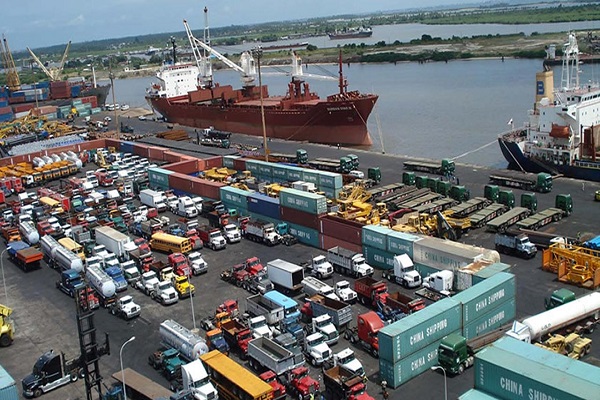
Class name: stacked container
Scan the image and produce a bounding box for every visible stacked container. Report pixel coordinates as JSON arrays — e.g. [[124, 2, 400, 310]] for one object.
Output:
[[279, 187, 326, 246], [220, 186, 251, 216], [247, 193, 279, 220], [319, 215, 363, 252], [148, 167, 173, 191], [361, 225, 423, 270], [379, 298, 463, 388]]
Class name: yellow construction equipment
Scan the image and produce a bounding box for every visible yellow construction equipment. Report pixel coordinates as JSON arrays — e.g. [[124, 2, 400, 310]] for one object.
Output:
[[1, 34, 20, 91], [0, 304, 14, 347], [263, 183, 287, 198], [535, 333, 592, 359], [542, 242, 600, 288], [204, 167, 236, 183]]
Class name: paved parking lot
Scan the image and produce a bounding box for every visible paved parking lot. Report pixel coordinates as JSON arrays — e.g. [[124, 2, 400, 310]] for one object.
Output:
[[2, 141, 600, 400]]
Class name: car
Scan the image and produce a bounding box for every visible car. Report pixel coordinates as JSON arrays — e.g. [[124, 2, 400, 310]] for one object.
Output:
[[349, 170, 364, 179], [595, 190, 600, 202], [104, 116, 112, 122], [138, 115, 147, 121], [121, 104, 130, 111]]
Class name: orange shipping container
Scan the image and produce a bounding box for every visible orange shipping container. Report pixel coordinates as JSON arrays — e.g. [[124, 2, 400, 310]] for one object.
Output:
[[148, 146, 167, 161], [318, 215, 363, 246], [163, 151, 184, 164], [164, 159, 198, 175], [203, 156, 223, 169]]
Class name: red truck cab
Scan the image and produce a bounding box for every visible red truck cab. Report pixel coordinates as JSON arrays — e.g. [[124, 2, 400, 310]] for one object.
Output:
[[168, 253, 191, 276], [134, 237, 151, 255], [260, 371, 286, 400], [285, 366, 320, 400], [244, 257, 264, 275]]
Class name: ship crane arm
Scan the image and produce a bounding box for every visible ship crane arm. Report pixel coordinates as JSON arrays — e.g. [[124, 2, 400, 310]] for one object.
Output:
[[27, 41, 71, 82], [27, 47, 55, 80]]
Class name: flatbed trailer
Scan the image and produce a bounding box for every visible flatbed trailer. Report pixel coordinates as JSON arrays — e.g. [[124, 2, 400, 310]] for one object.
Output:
[[368, 183, 405, 200], [486, 207, 531, 233], [517, 229, 577, 249], [489, 171, 552, 193], [396, 192, 443, 210], [412, 198, 458, 214], [469, 204, 508, 229], [516, 208, 565, 230], [385, 188, 431, 211], [112, 368, 173, 400], [446, 197, 491, 218]]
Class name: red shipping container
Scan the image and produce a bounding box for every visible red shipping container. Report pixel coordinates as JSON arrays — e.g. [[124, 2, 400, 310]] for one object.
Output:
[[319, 215, 363, 246], [188, 177, 223, 200], [320, 234, 362, 254], [164, 159, 198, 175], [280, 206, 321, 231], [163, 151, 184, 164], [50, 81, 69, 88], [104, 139, 121, 149], [233, 158, 247, 172], [169, 172, 192, 193], [79, 139, 107, 152], [203, 156, 223, 169], [8, 96, 26, 104], [0, 106, 12, 115], [148, 146, 167, 161], [12, 103, 35, 113], [133, 143, 150, 158], [196, 158, 206, 171]]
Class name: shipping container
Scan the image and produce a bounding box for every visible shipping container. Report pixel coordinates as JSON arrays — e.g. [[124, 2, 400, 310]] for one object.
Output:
[[245, 159, 260, 174], [279, 188, 327, 215], [203, 156, 223, 169], [133, 143, 150, 158], [472, 263, 512, 285], [318, 186, 342, 200], [188, 177, 223, 200], [272, 164, 288, 180], [379, 339, 453, 389], [458, 389, 502, 400], [120, 141, 134, 154], [379, 298, 462, 363], [248, 212, 280, 227], [257, 162, 273, 178], [475, 338, 598, 400], [220, 186, 252, 208], [362, 225, 390, 251], [164, 159, 198, 174], [0, 364, 18, 400], [412, 237, 500, 272], [148, 146, 168, 162], [280, 206, 320, 231], [462, 298, 516, 340], [302, 169, 319, 186], [285, 166, 304, 182], [233, 158, 247, 172], [386, 231, 422, 260], [247, 193, 280, 220], [319, 215, 362, 246], [169, 172, 193, 193], [148, 167, 173, 190], [455, 260, 496, 291], [287, 222, 320, 248], [452, 272, 515, 325], [318, 171, 343, 188], [163, 151, 185, 164], [223, 155, 240, 169], [363, 245, 395, 270], [320, 234, 362, 254]]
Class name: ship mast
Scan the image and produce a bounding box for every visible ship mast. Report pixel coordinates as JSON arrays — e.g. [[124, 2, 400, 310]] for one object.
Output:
[[561, 32, 580, 90], [338, 50, 348, 95]]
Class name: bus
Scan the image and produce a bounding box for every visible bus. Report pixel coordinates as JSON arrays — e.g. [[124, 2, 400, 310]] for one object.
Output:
[[200, 350, 273, 400], [150, 232, 192, 254], [112, 368, 172, 400], [39, 196, 63, 213], [58, 237, 86, 261]]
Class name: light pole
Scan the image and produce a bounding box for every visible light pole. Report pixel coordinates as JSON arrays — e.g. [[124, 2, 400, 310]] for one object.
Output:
[[431, 366, 448, 400], [190, 288, 197, 332], [120, 336, 136, 399], [1, 248, 8, 305], [252, 46, 268, 162]]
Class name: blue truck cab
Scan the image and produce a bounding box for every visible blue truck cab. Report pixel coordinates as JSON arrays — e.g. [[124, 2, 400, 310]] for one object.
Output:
[[104, 266, 128, 292], [56, 269, 85, 297]]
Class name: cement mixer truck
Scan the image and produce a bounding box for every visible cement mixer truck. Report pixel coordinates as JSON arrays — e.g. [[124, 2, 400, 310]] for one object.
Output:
[[506, 291, 600, 343], [86, 265, 117, 308], [159, 319, 209, 362]]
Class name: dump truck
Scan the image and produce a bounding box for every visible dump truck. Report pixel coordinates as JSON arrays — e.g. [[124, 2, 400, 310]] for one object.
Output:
[[247, 336, 304, 375], [485, 206, 530, 233], [403, 158, 455, 176], [354, 277, 388, 308], [196, 225, 226, 250], [221, 319, 252, 360], [494, 230, 537, 258], [302, 277, 340, 301], [246, 293, 286, 326], [489, 171, 552, 193], [327, 247, 373, 278], [0, 304, 14, 347], [381, 254, 422, 288], [6, 240, 43, 272], [383, 291, 426, 315], [322, 366, 374, 400], [301, 294, 353, 332], [244, 220, 281, 246]]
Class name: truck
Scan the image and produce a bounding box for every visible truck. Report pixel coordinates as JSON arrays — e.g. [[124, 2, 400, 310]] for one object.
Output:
[[168, 359, 219, 399], [267, 259, 305, 294], [221, 319, 253, 360], [246, 315, 274, 339], [159, 319, 209, 362], [205, 329, 230, 355], [22, 340, 109, 398], [109, 295, 142, 320], [301, 294, 353, 332], [1, 225, 20, 243], [506, 292, 600, 343], [421, 270, 454, 300], [303, 332, 332, 367], [247, 336, 305, 375], [167, 253, 192, 277], [485, 206, 531, 233], [137, 271, 160, 295], [121, 260, 141, 287], [222, 223, 241, 243], [0, 304, 14, 347], [469, 203, 508, 229], [6, 240, 43, 272], [187, 252, 208, 275], [244, 220, 281, 246], [86, 264, 117, 307], [278, 366, 320, 400], [196, 225, 226, 250], [132, 218, 164, 239], [302, 276, 340, 301], [55, 268, 85, 298], [206, 210, 229, 229], [148, 348, 186, 380], [94, 225, 135, 261], [151, 280, 179, 305], [172, 275, 195, 298], [516, 194, 573, 230], [176, 196, 198, 218], [489, 171, 552, 193], [344, 312, 384, 358], [383, 291, 426, 315], [105, 265, 128, 292], [300, 255, 333, 279], [354, 277, 388, 308], [403, 158, 455, 176], [494, 230, 538, 259], [334, 281, 357, 304], [544, 288, 576, 310], [304, 314, 339, 345], [322, 348, 366, 380], [149, 261, 177, 282], [327, 247, 373, 278], [139, 189, 167, 212], [128, 248, 154, 272], [19, 220, 39, 245], [446, 197, 491, 218], [322, 366, 374, 400], [246, 293, 286, 326], [381, 254, 422, 288]]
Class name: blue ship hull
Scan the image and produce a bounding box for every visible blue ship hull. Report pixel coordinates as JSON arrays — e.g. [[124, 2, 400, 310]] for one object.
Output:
[[498, 137, 600, 182]]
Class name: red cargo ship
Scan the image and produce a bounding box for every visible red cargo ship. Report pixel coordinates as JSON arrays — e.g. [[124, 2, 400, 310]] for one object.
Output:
[[146, 15, 378, 146]]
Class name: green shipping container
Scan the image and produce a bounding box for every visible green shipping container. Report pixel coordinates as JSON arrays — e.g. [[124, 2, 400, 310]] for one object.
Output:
[[379, 298, 462, 363], [319, 186, 341, 200], [285, 166, 304, 182], [473, 262, 512, 285], [148, 167, 173, 189], [245, 160, 260, 174], [362, 225, 390, 251], [414, 263, 440, 279], [302, 170, 319, 186], [452, 272, 515, 325], [272, 165, 288, 179], [379, 337, 456, 389], [318, 171, 343, 188], [220, 186, 251, 208], [459, 389, 503, 400], [363, 245, 394, 270], [386, 231, 422, 260], [279, 188, 327, 215], [462, 298, 516, 340], [257, 162, 273, 178], [475, 339, 598, 400], [223, 155, 240, 169], [287, 222, 320, 248]]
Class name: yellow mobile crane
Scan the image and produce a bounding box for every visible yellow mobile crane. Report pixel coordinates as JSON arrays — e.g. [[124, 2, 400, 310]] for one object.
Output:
[[1, 34, 20, 91]]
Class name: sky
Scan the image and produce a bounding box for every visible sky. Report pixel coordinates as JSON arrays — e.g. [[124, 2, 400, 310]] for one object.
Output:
[[1, 0, 474, 50]]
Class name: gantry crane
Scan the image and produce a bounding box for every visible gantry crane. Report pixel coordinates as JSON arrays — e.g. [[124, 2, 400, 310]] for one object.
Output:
[[1, 34, 21, 91], [27, 41, 71, 81]]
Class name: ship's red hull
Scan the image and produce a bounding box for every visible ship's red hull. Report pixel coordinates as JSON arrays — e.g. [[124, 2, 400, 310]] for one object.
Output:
[[148, 94, 378, 146]]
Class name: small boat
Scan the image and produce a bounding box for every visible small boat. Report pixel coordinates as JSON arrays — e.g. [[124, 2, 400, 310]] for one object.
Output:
[[328, 26, 373, 40]]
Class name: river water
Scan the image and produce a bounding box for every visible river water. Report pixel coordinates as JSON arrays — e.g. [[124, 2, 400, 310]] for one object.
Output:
[[105, 22, 600, 169]]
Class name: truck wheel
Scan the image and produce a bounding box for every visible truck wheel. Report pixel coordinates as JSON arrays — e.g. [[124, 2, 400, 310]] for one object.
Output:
[[371, 348, 379, 358], [458, 364, 465, 375], [0, 334, 12, 347], [70, 372, 78, 382], [310, 357, 318, 367], [33, 388, 42, 398]]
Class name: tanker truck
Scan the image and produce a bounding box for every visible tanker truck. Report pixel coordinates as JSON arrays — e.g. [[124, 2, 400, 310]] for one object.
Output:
[[86, 265, 117, 307], [159, 319, 209, 362], [506, 292, 600, 343], [41, 236, 84, 273], [19, 220, 39, 245]]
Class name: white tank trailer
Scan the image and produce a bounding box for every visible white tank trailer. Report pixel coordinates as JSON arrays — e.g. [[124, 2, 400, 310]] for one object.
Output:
[[40, 235, 61, 260], [53, 246, 84, 273], [19, 221, 39, 245], [159, 319, 209, 362], [86, 265, 116, 299], [507, 292, 600, 343]]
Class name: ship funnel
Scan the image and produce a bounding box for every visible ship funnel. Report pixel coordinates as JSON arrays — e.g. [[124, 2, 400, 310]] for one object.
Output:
[[535, 70, 554, 105]]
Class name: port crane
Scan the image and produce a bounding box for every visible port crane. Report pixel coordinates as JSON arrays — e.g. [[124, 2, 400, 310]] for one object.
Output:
[[26, 41, 71, 81], [1, 34, 20, 91]]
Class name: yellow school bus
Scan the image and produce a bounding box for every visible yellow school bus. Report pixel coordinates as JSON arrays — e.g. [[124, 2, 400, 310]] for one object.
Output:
[[58, 237, 86, 261], [200, 350, 273, 400], [150, 232, 192, 254], [39, 196, 64, 213]]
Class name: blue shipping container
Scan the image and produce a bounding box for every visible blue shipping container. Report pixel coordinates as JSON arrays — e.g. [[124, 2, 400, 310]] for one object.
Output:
[[247, 193, 280, 220], [0, 364, 18, 400], [120, 141, 135, 154]]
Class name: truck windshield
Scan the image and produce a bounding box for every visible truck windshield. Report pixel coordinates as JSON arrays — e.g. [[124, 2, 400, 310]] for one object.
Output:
[[121, 298, 132, 305], [210, 232, 221, 239], [337, 282, 349, 290], [438, 344, 456, 358], [193, 376, 211, 388], [316, 319, 329, 328], [284, 305, 298, 316], [225, 225, 236, 232], [159, 282, 170, 291]]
